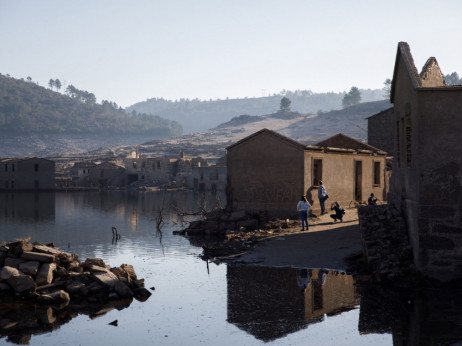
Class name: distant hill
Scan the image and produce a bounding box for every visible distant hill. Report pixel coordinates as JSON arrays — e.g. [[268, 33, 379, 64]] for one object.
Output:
[[0, 74, 182, 137], [87, 100, 392, 160], [127, 89, 385, 134]]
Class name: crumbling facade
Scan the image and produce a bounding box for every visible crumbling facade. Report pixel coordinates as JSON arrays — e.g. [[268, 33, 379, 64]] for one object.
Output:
[[389, 42, 462, 281], [0, 157, 55, 190], [226, 129, 387, 217], [367, 107, 394, 154]]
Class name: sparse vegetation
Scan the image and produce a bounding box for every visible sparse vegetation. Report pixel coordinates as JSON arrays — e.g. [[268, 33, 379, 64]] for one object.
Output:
[[0, 74, 183, 136]]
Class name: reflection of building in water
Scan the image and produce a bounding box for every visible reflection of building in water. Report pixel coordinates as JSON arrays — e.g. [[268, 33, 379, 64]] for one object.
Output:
[[0, 192, 55, 222], [226, 266, 360, 342], [359, 285, 462, 345], [304, 269, 359, 322]]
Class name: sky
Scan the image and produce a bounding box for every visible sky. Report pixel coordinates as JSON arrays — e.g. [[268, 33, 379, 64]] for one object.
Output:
[[1, 0, 462, 108]]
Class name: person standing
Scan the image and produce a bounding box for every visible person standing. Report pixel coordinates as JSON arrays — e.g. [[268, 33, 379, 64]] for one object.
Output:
[[297, 195, 311, 231], [317, 181, 328, 215]]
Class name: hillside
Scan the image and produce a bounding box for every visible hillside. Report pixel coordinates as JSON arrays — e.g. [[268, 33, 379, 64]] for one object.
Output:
[[86, 100, 391, 160], [0, 74, 182, 136], [127, 89, 385, 134]]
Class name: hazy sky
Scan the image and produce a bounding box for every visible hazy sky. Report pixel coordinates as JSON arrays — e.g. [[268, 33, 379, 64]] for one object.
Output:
[[1, 0, 461, 107]]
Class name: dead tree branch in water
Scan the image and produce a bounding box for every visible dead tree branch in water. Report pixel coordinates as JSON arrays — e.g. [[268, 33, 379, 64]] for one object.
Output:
[[172, 192, 224, 220], [154, 193, 166, 244]]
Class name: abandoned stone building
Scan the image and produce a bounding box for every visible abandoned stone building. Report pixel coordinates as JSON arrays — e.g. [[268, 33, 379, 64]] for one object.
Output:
[[388, 42, 462, 281], [226, 129, 387, 217], [367, 107, 394, 154], [123, 151, 210, 188], [0, 157, 55, 190], [189, 165, 227, 191]]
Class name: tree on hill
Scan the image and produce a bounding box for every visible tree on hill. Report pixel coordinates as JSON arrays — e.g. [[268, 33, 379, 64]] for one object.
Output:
[[280, 96, 291, 112], [444, 72, 462, 85], [48, 79, 55, 90], [55, 79, 62, 92], [342, 87, 361, 108], [382, 78, 392, 99]]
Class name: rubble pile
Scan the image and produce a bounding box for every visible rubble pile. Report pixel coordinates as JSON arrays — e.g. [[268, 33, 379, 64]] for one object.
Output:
[[358, 205, 415, 280], [179, 211, 300, 259], [0, 238, 151, 304]]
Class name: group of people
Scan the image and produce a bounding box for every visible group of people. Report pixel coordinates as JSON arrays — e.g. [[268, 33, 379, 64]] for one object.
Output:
[[297, 181, 378, 230]]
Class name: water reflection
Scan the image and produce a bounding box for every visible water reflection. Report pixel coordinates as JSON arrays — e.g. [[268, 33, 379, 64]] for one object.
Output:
[[0, 192, 55, 223], [359, 284, 462, 345], [226, 266, 359, 342], [0, 299, 133, 345]]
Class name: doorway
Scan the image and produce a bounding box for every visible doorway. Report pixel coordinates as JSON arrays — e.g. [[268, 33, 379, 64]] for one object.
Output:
[[354, 161, 362, 201]]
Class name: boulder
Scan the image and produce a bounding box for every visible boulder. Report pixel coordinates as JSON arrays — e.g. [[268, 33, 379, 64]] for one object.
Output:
[[21, 251, 55, 263], [36, 307, 57, 324], [7, 274, 36, 293], [32, 244, 62, 256], [19, 261, 40, 276], [114, 281, 134, 298], [91, 269, 119, 288], [36, 263, 57, 286], [4, 257, 25, 269], [82, 258, 107, 270], [0, 266, 20, 281]]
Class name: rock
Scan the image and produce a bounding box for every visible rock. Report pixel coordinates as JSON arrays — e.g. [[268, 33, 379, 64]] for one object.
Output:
[[114, 281, 133, 298], [0, 282, 12, 292], [38, 290, 70, 304], [66, 280, 86, 294], [19, 261, 40, 276], [32, 244, 62, 256], [82, 258, 107, 270], [111, 264, 137, 283], [91, 270, 119, 288], [0, 266, 20, 281], [21, 251, 55, 263], [36, 263, 57, 286], [132, 287, 152, 301], [4, 257, 25, 268], [7, 274, 36, 293]]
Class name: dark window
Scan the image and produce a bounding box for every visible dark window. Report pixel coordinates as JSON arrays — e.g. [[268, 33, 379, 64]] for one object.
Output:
[[373, 162, 381, 186], [34, 164, 39, 172], [157, 161, 161, 168], [313, 159, 323, 186], [142, 161, 146, 169], [4, 164, 7, 172], [11, 181, 14, 189]]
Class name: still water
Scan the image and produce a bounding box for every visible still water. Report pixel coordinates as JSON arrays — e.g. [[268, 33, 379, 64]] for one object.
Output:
[[0, 191, 396, 345]]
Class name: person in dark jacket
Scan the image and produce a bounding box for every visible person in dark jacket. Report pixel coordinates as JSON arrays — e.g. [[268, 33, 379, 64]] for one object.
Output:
[[330, 201, 345, 222]]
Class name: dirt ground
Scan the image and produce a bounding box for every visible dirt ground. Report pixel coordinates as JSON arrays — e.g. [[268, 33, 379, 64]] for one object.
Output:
[[228, 208, 363, 271]]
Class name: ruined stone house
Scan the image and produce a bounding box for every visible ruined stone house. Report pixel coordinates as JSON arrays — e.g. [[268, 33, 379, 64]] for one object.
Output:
[[124, 156, 173, 186], [388, 42, 462, 281], [367, 107, 394, 154], [0, 157, 55, 190], [189, 165, 227, 191], [226, 129, 387, 217]]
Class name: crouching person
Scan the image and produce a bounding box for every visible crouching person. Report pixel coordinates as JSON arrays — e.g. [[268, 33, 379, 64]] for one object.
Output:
[[330, 201, 345, 222]]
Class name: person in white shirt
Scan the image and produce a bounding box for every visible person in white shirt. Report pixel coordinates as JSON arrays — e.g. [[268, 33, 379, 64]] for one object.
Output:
[[296, 195, 311, 231], [317, 181, 328, 215]]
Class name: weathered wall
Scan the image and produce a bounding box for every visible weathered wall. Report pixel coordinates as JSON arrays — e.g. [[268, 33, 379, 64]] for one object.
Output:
[[391, 44, 462, 281], [189, 166, 227, 191], [413, 89, 462, 280], [0, 158, 55, 190], [367, 108, 394, 154], [305, 150, 387, 212], [227, 131, 305, 217]]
